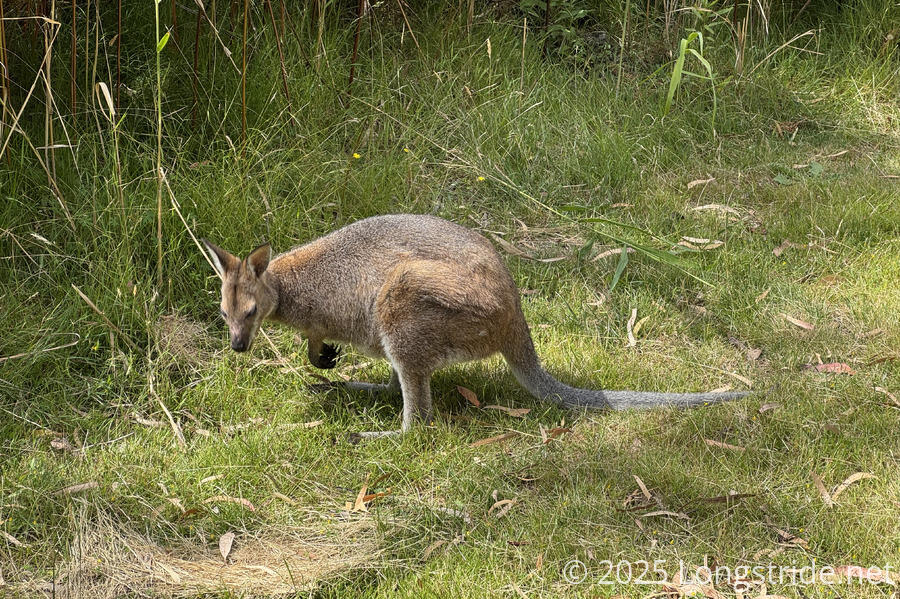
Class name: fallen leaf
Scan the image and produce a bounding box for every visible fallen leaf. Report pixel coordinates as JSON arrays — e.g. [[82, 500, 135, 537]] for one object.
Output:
[[591, 246, 635, 261], [433, 507, 472, 524], [457, 386, 480, 408], [203, 495, 257, 511], [483, 405, 530, 418], [830, 472, 876, 501], [746, 347, 762, 361], [543, 427, 572, 443], [782, 313, 814, 330], [640, 510, 690, 520], [755, 288, 771, 303], [199, 474, 224, 485], [272, 491, 297, 505], [489, 233, 531, 258], [361, 488, 392, 504], [804, 362, 855, 375], [774, 527, 809, 548], [55, 481, 99, 496], [679, 236, 724, 250], [811, 472, 834, 506], [489, 498, 518, 519], [610, 202, 632, 208], [632, 316, 650, 337], [633, 475, 651, 500], [133, 415, 164, 428], [469, 432, 519, 448], [692, 203, 742, 216], [704, 439, 746, 452], [860, 328, 884, 339], [687, 177, 715, 189], [50, 437, 76, 452], [772, 239, 807, 256], [626, 308, 638, 347], [758, 402, 780, 414], [218, 532, 235, 563], [352, 477, 370, 512]]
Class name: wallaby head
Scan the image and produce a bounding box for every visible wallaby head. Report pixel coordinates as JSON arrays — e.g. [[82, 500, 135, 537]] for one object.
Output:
[[201, 239, 277, 353]]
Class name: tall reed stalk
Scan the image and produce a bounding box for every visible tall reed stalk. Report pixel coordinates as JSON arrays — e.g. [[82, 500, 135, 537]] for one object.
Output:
[[155, 0, 166, 287]]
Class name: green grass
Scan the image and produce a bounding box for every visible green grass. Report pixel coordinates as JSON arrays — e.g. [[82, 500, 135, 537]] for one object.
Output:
[[1, 2, 899, 597]]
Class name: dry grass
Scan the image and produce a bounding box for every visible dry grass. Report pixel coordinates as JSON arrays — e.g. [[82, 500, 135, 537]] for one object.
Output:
[[8, 512, 379, 597]]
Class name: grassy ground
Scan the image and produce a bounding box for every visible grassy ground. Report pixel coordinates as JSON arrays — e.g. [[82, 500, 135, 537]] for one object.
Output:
[[1, 2, 899, 597]]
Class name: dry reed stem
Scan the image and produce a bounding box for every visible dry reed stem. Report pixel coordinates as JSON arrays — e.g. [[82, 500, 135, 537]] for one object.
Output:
[[348, 0, 365, 88]]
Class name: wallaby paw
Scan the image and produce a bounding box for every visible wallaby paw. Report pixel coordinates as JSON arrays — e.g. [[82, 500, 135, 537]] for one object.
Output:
[[315, 343, 341, 369]]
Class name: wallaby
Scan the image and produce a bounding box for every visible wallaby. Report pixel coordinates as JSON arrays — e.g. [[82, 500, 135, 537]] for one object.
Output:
[[202, 214, 747, 432]]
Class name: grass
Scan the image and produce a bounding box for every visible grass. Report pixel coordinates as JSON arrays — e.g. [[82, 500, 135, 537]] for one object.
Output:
[[1, 2, 899, 596]]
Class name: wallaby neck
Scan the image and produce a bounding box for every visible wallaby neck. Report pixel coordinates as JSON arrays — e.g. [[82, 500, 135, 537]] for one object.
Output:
[[265, 244, 324, 329]]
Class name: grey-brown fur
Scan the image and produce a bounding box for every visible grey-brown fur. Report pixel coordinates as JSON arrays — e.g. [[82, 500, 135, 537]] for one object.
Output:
[[202, 214, 747, 431]]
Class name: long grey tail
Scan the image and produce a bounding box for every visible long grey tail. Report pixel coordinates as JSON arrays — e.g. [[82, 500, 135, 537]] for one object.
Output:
[[503, 322, 748, 410]]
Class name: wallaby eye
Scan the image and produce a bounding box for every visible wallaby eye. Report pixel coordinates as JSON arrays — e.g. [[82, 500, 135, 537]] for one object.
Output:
[[246, 305, 257, 318]]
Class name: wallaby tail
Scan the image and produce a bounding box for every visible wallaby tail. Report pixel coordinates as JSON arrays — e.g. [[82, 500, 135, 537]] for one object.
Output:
[[502, 322, 748, 411]]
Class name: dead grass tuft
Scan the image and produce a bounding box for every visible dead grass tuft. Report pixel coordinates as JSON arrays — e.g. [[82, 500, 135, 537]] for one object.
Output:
[[157, 313, 211, 364], [12, 513, 379, 597]]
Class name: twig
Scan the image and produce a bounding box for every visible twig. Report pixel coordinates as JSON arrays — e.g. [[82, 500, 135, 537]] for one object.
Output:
[[71, 284, 138, 351], [348, 0, 365, 89]]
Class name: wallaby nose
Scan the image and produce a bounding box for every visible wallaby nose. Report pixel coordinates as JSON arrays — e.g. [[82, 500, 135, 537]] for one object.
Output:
[[231, 339, 248, 352]]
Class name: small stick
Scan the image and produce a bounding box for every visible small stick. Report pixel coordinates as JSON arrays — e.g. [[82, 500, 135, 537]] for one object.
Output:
[[348, 0, 365, 89]]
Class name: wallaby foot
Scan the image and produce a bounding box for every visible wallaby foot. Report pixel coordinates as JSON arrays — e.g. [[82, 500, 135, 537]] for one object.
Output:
[[307, 369, 401, 396]]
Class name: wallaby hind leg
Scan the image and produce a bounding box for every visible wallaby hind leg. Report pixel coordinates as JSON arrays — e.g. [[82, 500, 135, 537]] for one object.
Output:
[[309, 368, 401, 396], [393, 364, 433, 431]]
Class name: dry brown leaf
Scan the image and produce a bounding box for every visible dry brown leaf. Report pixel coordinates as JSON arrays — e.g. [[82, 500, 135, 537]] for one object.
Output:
[[704, 439, 746, 452], [679, 236, 724, 250], [687, 177, 715, 189], [489, 233, 531, 258], [700, 491, 755, 503], [860, 328, 884, 339], [804, 362, 856, 374], [55, 481, 99, 496], [755, 288, 771, 303], [758, 402, 781, 414], [830, 472, 876, 501], [774, 527, 809, 548], [640, 510, 689, 520], [218, 532, 235, 563], [469, 431, 519, 448], [203, 495, 257, 512], [693, 203, 742, 216], [133, 415, 165, 428], [488, 498, 517, 519], [633, 475, 651, 500], [773, 239, 804, 256], [592, 246, 635, 261], [272, 491, 297, 505], [457, 386, 480, 408], [352, 477, 370, 513], [50, 437, 76, 452], [543, 427, 572, 443], [746, 347, 763, 361], [361, 489, 391, 504], [626, 308, 638, 347], [782, 313, 815, 330], [811, 472, 834, 506], [610, 202, 632, 208], [483, 405, 530, 418], [199, 474, 224, 486]]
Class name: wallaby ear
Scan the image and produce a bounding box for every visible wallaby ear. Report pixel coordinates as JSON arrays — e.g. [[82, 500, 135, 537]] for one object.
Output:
[[246, 243, 271, 276], [201, 238, 238, 278]]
